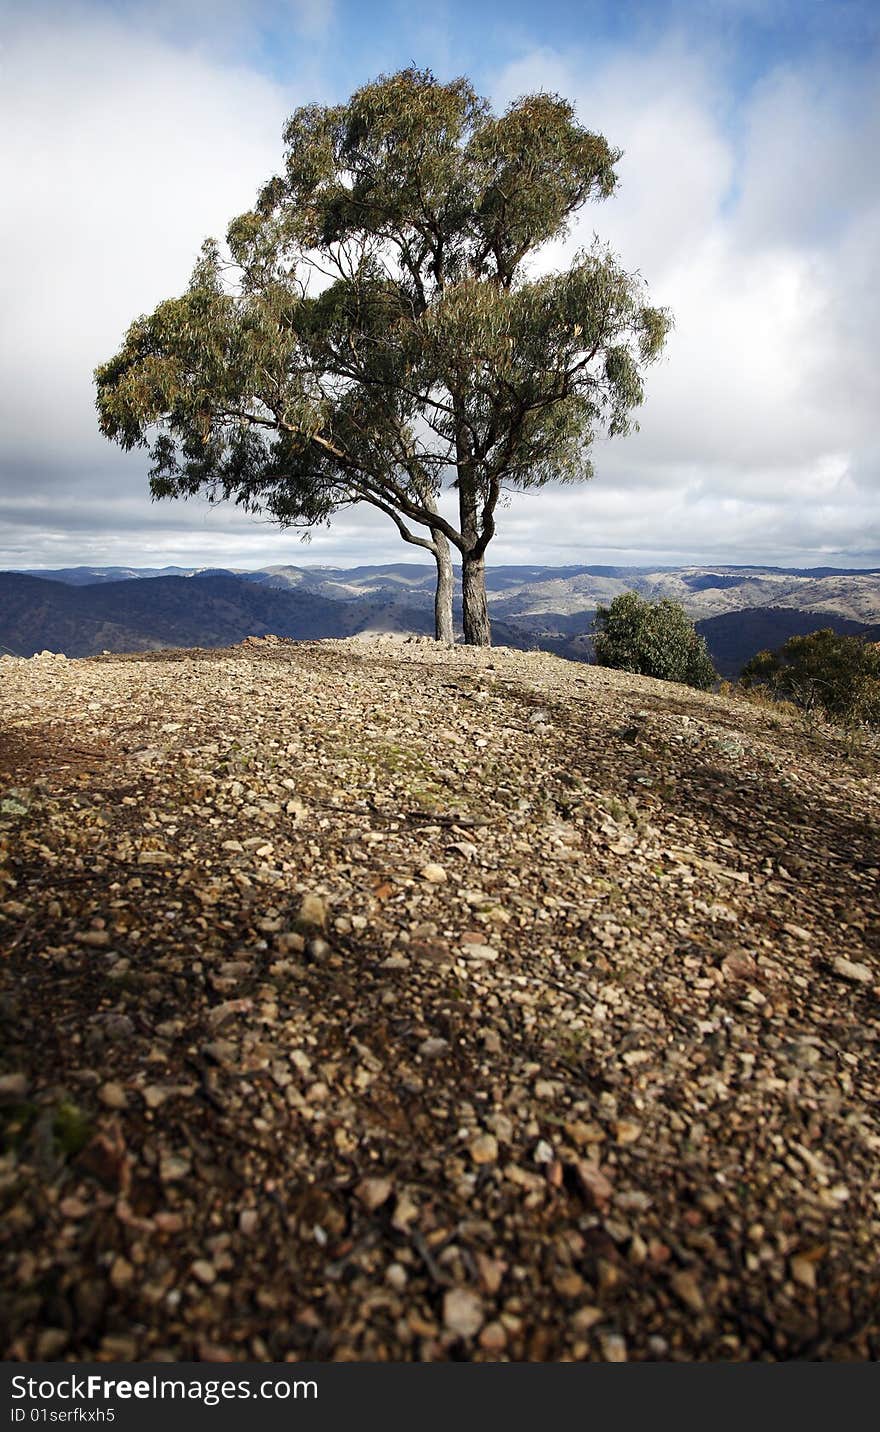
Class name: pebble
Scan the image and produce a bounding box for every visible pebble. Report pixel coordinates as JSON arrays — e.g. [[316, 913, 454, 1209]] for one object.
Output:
[[385, 1263, 408, 1292], [574, 1160, 613, 1209], [832, 957, 873, 985], [469, 1133, 499, 1165], [391, 1193, 419, 1232], [5, 631, 879, 1366], [297, 894, 328, 929], [478, 1321, 507, 1352], [670, 1269, 705, 1314], [418, 1037, 449, 1057], [356, 1177, 392, 1211], [600, 1332, 628, 1362], [109, 1257, 134, 1291], [98, 1082, 128, 1109], [443, 1288, 484, 1339]]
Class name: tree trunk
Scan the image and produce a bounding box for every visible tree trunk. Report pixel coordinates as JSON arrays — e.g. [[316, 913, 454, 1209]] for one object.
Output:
[[432, 531, 455, 645], [462, 550, 491, 646], [454, 420, 491, 646]]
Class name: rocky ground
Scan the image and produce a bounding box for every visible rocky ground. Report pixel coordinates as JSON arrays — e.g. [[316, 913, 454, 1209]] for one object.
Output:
[[1, 635, 878, 1362]]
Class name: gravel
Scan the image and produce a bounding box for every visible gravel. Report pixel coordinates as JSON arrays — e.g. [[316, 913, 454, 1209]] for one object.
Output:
[[0, 635, 878, 1361]]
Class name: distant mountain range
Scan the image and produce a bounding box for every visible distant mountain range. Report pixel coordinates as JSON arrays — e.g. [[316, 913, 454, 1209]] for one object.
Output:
[[3, 562, 879, 676]]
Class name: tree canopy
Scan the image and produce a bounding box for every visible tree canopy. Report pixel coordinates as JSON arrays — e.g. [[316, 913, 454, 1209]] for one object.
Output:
[[593, 592, 717, 690], [96, 67, 671, 644], [741, 629, 880, 726]]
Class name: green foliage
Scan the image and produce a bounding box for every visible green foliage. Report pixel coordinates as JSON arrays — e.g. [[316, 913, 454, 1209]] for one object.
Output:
[[593, 592, 717, 690], [741, 629, 880, 727], [52, 1101, 92, 1156]]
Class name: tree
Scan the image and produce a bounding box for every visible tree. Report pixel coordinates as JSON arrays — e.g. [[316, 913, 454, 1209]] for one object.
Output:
[[593, 592, 717, 689], [96, 68, 670, 645], [741, 629, 880, 726]]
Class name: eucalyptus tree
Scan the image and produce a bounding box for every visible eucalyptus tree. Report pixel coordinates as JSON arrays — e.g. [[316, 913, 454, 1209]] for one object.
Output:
[[97, 68, 670, 645]]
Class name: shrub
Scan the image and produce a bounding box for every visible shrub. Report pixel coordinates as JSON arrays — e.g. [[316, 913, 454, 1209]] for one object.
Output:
[[740, 629, 880, 727], [592, 592, 717, 689]]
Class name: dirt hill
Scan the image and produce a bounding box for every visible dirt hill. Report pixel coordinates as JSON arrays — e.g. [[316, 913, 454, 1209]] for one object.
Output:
[[1, 637, 878, 1361]]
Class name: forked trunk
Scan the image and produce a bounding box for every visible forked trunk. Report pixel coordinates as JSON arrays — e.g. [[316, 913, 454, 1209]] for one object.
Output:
[[462, 551, 491, 646], [454, 439, 492, 645], [433, 532, 455, 645]]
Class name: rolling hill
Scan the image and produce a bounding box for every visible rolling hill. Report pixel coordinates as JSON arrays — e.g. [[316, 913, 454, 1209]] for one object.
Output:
[[4, 562, 879, 674]]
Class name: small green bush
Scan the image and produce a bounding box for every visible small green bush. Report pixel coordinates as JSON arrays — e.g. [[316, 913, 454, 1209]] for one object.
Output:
[[592, 592, 717, 689], [741, 629, 880, 727]]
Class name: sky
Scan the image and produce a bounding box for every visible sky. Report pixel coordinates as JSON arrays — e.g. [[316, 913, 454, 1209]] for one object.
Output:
[[1, 0, 879, 572]]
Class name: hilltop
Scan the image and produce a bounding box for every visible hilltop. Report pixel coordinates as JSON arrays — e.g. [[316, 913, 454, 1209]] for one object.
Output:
[[1, 637, 878, 1361]]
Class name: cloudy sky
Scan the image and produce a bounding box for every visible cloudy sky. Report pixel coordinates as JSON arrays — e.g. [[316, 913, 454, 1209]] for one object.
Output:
[[2, 0, 879, 571]]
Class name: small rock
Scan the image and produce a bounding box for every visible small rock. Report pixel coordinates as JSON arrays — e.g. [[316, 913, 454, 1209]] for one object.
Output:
[[297, 894, 328, 929], [574, 1160, 613, 1209], [98, 1082, 127, 1110], [381, 955, 410, 971], [571, 1305, 603, 1333], [615, 1120, 643, 1145], [553, 1271, 585, 1299], [475, 1253, 506, 1294], [202, 1041, 237, 1066], [722, 952, 756, 981], [0, 1073, 30, 1099], [391, 1192, 419, 1232], [154, 1212, 185, 1233], [832, 956, 873, 985], [443, 1287, 484, 1339], [600, 1331, 627, 1362], [356, 1177, 393, 1212], [59, 1198, 89, 1219], [461, 943, 498, 963], [670, 1269, 705, 1314], [420, 863, 447, 884], [109, 1256, 134, 1291], [192, 1260, 217, 1286], [418, 1037, 449, 1058], [385, 1262, 408, 1292], [790, 1255, 817, 1290], [137, 850, 173, 866], [239, 1209, 259, 1236], [478, 1321, 507, 1352], [159, 1152, 191, 1183], [784, 923, 812, 943], [470, 1133, 498, 1166]]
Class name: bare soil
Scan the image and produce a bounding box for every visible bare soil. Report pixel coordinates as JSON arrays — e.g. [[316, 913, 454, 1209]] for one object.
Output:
[[1, 637, 878, 1361]]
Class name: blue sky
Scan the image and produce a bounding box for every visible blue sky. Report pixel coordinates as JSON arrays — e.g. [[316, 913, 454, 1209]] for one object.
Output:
[[1, 0, 879, 569]]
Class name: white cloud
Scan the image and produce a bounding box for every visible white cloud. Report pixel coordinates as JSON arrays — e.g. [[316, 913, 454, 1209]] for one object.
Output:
[[0, 8, 289, 465], [1, 15, 878, 571], [488, 39, 880, 563]]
